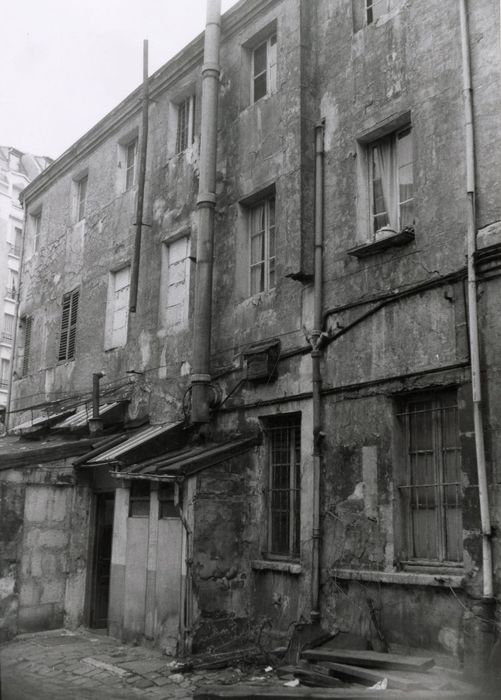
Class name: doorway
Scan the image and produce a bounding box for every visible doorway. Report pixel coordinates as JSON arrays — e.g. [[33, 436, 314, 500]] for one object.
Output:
[[90, 492, 114, 628]]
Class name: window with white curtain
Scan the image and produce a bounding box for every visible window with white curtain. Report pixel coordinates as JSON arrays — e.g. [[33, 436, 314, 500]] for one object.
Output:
[[369, 126, 414, 235]]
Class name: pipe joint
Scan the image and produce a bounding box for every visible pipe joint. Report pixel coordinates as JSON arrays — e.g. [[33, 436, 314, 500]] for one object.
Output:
[[197, 192, 217, 206], [202, 62, 221, 77], [191, 373, 211, 385]]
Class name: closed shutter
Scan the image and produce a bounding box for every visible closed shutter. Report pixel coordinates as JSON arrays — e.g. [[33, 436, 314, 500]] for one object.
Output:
[[58, 289, 79, 361], [22, 316, 32, 376]]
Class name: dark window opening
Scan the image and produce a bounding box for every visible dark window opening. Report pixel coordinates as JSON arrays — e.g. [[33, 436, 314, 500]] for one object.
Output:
[[129, 480, 150, 518]]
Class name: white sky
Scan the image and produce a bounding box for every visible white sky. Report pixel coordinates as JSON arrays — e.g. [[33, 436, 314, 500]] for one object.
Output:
[[0, 0, 240, 160]]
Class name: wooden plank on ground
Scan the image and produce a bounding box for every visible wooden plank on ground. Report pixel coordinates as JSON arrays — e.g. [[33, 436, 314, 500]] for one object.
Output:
[[302, 648, 435, 672], [194, 686, 471, 699], [322, 661, 423, 690]]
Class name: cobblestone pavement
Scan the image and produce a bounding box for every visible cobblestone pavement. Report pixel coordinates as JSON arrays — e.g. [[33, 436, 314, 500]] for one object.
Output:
[[0, 629, 268, 700]]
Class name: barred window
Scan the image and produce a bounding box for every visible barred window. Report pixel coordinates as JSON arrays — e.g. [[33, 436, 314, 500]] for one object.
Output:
[[266, 414, 301, 558], [176, 95, 196, 153], [397, 391, 463, 565], [58, 289, 79, 361]]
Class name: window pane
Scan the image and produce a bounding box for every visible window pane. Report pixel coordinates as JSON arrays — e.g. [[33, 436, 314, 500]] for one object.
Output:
[[251, 231, 264, 265], [250, 263, 264, 295], [253, 73, 267, 102], [253, 43, 267, 77]]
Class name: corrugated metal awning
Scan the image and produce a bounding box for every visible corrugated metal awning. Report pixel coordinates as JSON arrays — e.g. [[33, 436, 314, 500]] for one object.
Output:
[[115, 433, 261, 480], [53, 402, 122, 430], [11, 409, 76, 434], [86, 421, 184, 464]]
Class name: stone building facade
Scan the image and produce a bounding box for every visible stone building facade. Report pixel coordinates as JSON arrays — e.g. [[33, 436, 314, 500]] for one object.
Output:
[[2, 0, 501, 671], [0, 148, 50, 420]]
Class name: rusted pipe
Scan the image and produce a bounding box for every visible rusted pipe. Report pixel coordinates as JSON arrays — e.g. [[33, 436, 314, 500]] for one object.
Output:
[[191, 0, 221, 423], [310, 121, 325, 622], [459, 0, 493, 600], [129, 39, 149, 313]]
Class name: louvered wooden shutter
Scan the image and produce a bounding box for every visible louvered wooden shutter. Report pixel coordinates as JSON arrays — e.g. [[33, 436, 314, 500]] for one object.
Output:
[[58, 289, 79, 361], [22, 316, 32, 376]]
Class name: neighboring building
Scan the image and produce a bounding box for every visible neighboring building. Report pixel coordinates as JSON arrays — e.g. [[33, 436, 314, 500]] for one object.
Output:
[[2, 0, 501, 676], [0, 147, 51, 423]]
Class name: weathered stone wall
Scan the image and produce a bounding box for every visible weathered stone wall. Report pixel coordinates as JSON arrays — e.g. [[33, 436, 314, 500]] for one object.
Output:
[[0, 462, 91, 639]]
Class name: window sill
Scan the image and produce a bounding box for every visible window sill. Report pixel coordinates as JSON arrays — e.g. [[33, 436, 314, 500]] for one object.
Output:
[[347, 229, 415, 259], [330, 568, 463, 588], [251, 559, 302, 575]]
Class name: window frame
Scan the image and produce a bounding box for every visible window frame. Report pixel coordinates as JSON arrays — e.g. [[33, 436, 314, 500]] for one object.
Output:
[[58, 288, 79, 362], [368, 125, 414, 237], [396, 390, 463, 568], [251, 33, 277, 103], [248, 195, 276, 297], [264, 413, 301, 560], [161, 236, 191, 331], [158, 482, 181, 519], [0, 358, 10, 390], [129, 480, 150, 518], [176, 95, 196, 154], [30, 211, 42, 252], [75, 174, 88, 222], [104, 266, 131, 350], [124, 139, 138, 191]]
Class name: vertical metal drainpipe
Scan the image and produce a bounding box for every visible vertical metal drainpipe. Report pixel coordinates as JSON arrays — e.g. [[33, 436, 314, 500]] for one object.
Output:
[[459, 0, 494, 602], [310, 121, 325, 621], [129, 39, 149, 313], [191, 0, 221, 423]]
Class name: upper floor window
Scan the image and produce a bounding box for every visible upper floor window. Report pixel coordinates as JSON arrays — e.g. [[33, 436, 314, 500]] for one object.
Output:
[[1, 313, 14, 344], [5, 270, 18, 300], [104, 266, 130, 349], [249, 196, 276, 296], [265, 413, 301, 559], [0, 358, 10, 390], [369, 126, 414, 235], [160, 236, 191, 330], [20, 315, 32, 376], [74, 174, 88, 222], [58, 288, 79, 361], [125, 140, 137, 190], [129, 480, 150, 517], [176, 95, 196, 153], [397, 391, 463, 566], [252, 34, 277, 103], [30, 211, 42, 252]]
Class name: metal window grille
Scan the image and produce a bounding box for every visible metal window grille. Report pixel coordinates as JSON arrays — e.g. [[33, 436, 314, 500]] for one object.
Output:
[[266, 415, 301, 557], [58, 289, 79, 361], [129, 480, 150, 518], [249, 196, 276, 295], [176, 96, 195, 153], [397, 391, 463, 565], [22, 316, 32, 376]]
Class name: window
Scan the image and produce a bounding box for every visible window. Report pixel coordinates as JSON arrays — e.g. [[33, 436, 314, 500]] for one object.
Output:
[[30, 211, 42, 252], [249, 196, 276, 295], [104, 267, 130, 349], [159, 482, 181, 519], [369, 126, 414, 235], [161, 237, 190, 330], [2, 314, 14, 343], [176, 95, 196, 153], [75, 174, 88, 221], [12, 227, 22, 256], [129, 480, 150, 517], [266, 414, 301, 558], [0, 359, 9, 390], [58, 288, 79, 361], [5, 271, 18, 300], [397, 391, 463, 565], [252, 34, 277, 102], [21, 316, 32, 376], [366, 0, 390, 24], [125, 140, 137, 190]]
